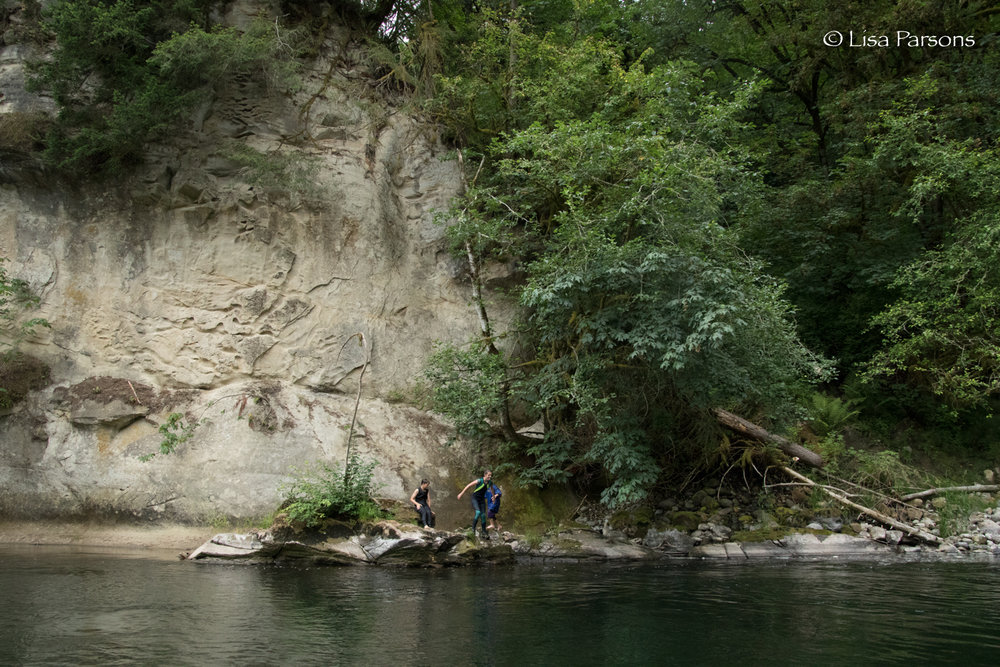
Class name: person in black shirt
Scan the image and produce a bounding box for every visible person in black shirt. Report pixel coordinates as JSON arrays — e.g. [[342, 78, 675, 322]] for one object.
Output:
[[410, 479, 435, 529]]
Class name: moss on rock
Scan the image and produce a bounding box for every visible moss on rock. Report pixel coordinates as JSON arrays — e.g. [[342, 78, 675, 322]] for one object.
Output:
[[666, 510, 703, 531], [504, 483, 579, 532]]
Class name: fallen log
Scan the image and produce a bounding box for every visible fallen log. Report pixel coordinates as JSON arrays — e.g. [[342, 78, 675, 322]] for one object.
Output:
[[900, 484, 1000, 502], [714, 408, 824, 468], [781, 466, 942, 545]]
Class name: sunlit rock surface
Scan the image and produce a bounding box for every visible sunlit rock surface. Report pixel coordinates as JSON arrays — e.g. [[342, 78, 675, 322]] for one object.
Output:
[[0, 2, 508, 523]]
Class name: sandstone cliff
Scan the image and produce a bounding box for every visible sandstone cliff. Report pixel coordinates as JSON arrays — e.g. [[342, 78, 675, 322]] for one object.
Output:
[[0, 2, 491, 526]]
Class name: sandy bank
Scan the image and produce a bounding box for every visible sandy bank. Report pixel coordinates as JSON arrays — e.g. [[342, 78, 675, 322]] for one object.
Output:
[[0, 520, 213, 551]]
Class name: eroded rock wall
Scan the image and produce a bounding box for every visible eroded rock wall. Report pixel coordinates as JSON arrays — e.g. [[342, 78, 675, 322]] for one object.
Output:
[[0, 3, 492, 524]]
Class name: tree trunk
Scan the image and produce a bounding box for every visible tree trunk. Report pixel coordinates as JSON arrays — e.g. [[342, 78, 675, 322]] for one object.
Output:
[[456, 150, 531, 446], [713, 408, 823, 468]]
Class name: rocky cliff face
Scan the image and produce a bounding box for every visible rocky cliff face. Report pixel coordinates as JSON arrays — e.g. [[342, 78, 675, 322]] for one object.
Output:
[[0, 3, 489, 525]]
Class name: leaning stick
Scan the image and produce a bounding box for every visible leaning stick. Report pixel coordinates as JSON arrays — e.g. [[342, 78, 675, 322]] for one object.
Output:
[[900, 485, 1000, 502], [339, 332, 370, 484], [127, 380, 143, 405], [781, 466, 941, 545]]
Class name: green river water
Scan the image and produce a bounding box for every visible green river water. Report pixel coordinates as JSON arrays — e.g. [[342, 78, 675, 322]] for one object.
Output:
[[1, 544, 998, 665]]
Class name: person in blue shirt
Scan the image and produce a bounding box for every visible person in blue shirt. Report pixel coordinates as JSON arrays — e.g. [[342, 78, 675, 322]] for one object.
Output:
[[486, 481, 502, 532], [457, 470, 492, 539]]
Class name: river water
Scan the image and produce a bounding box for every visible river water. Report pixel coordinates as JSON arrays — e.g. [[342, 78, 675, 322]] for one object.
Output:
[[1, 545, 998, 666]]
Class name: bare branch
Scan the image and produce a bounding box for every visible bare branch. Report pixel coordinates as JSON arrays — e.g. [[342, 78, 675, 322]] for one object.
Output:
[[782, 466, 941, 545], [901, 484, 1000, 502]]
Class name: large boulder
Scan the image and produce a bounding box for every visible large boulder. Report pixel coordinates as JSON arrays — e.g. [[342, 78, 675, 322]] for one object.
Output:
[[642, 527, 696, 555], [187, 520, 516, 567]]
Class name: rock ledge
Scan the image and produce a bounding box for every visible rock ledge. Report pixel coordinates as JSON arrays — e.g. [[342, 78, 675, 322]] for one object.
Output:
[[186, 521, 996, 566]]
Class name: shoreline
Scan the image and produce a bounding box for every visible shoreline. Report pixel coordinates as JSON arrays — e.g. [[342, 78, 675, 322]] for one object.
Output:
[[3, 519, 998, 564], [0, 520, 215, 551]]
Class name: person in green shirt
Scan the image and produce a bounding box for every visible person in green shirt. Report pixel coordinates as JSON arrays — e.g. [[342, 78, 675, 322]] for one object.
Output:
[[457, 470, 493, 539]]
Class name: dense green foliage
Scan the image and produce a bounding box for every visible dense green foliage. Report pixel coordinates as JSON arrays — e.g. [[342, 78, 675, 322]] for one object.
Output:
[[409, 0, 1000, 502], [413, 8, 825, 505], [281, 454, 385, 527], [27, 0, 301, 173], [424, 342, 509, 440]]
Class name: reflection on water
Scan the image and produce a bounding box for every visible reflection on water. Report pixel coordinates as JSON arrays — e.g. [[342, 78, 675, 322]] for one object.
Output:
[[1, 545, 998, 665]]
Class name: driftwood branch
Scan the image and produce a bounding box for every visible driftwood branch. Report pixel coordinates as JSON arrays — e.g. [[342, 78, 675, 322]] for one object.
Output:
[[781, 466, 941, 545], [714, 408, 824, 468], [900, 484, 1000, 502]]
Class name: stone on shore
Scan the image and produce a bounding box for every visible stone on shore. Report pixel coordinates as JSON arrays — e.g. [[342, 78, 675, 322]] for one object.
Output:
[[186, 496, 1000, 566], [187, 533, 266, 560], [187, 520, 517, 567], [642, 527, 695, 554], [188, 521, 668, 566], [690, 533, 894, 559], [739, 541, 792, 559], [523, 529, 659, 561], [979, 518, 1000, 538]]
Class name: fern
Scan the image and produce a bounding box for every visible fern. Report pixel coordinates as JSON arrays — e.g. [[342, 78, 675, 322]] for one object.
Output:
[[808, 393, 860, 436]]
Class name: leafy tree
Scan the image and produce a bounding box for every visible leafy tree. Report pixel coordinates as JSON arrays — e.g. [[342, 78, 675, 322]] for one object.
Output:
[[426, 30, 830, 505], [866, 221, 1000, 414], [282, 0, 424, 41], [646, 1, 1000, 442], [660, 1, 1000, 379], [514, 237, 827, 505], [864, 125, 1000, 414], [424, 342, 509, 440]]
